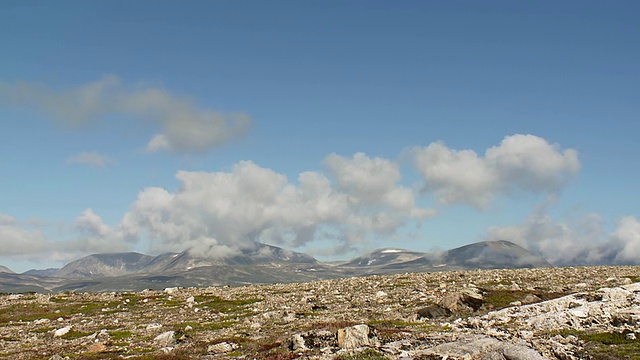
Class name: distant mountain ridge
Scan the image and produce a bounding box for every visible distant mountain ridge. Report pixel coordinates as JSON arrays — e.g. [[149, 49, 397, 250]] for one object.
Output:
[[337, 240, 551, 275], [0, 240, 551, 292]]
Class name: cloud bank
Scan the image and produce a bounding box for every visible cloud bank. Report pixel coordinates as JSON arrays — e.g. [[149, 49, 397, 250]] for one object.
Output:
[[486, 211, 640, 266], [120, 154, 435, 258], [413, 134, 580, 208], [4, 134, 634, 268], [0, 76, 251, 154]]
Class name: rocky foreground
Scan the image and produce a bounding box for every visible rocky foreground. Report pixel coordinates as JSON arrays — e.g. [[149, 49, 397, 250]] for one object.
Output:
[[0, 266, 639, 359]]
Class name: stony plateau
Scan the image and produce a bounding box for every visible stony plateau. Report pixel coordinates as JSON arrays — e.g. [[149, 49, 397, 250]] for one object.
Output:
[[1, 266, 638, 359]]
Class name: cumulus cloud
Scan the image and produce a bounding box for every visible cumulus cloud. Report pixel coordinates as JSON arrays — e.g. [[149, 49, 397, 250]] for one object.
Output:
[[0, 76, 251, 154], [66, 151, 116, 168], [121, 154, 435, 258], [413, 134, 580, 208], [485, 211, 640, 266]]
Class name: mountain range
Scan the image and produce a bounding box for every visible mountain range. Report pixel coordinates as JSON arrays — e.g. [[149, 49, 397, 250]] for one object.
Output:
[[0, 240, 550, 293]]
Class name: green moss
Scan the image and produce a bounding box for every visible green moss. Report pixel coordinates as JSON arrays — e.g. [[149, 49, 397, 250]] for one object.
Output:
[[31, 326, 55, 333], [367, 319, 419, 328], [555, 330, 640, 360], [483, 290, 524, 309], [61, 329, 94, 340], [194, 295, 262, 313], [109, 330, 133, 340], [580, 331, 636, 345], [174, 320, 237, 332]]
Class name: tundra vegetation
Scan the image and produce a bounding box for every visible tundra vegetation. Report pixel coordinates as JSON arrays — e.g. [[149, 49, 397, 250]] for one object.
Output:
[[0, 266, 638, 359]]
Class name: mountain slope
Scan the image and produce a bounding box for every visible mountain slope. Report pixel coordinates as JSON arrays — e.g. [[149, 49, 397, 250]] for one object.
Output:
[[0, 265, 14, 274], [444, 240, 551, 269], [338, 240, 550, 275], [1, 240, 552, 292], [57, 252, 156, 278]]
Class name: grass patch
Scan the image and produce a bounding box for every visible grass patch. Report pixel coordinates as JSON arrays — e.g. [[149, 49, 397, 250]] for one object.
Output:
[[61, 329, 94, 340], [174, 320, 237, 332], [194, 295, 262, 314], [336, 348, 390, 360], [31, 326, 55, 333], [109, 330, 133, 340], [483, 290, 524, 309], [556, 330, 640, 360]]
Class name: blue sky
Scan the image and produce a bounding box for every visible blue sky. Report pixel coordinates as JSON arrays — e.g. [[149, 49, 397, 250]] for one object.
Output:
[[1, 1, 639, 272]]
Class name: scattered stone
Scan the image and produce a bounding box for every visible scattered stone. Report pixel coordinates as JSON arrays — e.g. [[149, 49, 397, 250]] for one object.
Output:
[[87, 342, 108, 353], [164, 287, 179, 295], [207, 341, 238, 354], [0, 266, 638, 359], [146, 323, 163, 331], [290, 334, 308, 351]]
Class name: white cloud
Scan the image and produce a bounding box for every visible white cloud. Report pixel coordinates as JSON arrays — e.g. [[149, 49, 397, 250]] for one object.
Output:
[[610, 216, 640, 264], [0, 210, 130, 263], [66, 151, 116, 168], [121, 154, 435, 258], [485, 211, 640, 266], [0, 76, 252, 154], [413, 134, 580, 208]]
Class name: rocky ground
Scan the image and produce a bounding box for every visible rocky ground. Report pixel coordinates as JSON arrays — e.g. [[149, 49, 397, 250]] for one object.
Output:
[[0, 266, 639, 359]]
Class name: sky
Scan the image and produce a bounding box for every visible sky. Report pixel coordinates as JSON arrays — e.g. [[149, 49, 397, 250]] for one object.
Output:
[[1, 1, 639, 272]]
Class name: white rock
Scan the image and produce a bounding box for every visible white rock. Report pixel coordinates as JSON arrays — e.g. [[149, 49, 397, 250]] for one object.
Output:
[[146, 323, 163, 331], [290, 334, 307, 351], [164, 287, 179, 295], [33, 318, 50, 325], [154, 331, 176, 347], [208, 342, 238, 354], [376, 290, 387, 298], [53, 326, 72, 337]]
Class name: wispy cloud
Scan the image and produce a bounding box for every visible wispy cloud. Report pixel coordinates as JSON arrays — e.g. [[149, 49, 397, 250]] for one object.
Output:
[[0, 76, 252, 154], [66, 151, 116, 168]]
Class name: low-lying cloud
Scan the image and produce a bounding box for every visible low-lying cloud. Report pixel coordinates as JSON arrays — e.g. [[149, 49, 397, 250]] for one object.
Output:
[[413, 134, 580, 208], [486, 211, 640, 266], [0, 76, 251, 154]]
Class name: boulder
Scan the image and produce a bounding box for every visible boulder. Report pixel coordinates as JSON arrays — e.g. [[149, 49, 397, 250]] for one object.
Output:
[[154, 331, 176, 347], [417, 305, 451, 319], [337, 324, 374, 349], [439, 289, 484, 313]]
